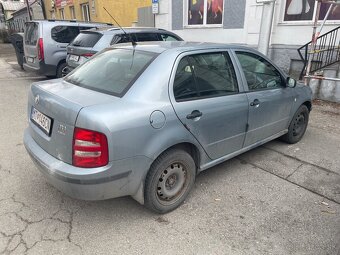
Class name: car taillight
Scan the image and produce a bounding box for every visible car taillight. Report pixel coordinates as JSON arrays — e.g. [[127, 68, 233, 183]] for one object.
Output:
[[37, 38, 44, 61], [73, 127, 108, 168], [81, 53, 94, 58]]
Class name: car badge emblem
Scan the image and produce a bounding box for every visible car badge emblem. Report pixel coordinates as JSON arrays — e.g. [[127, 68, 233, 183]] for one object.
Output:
[[35, 95, 39, 105]]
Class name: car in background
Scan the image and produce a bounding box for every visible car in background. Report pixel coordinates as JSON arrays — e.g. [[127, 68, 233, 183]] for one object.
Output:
[[24, 42, 312, 214], [23, 20, 111, 78], [64, 27, 183, 75]]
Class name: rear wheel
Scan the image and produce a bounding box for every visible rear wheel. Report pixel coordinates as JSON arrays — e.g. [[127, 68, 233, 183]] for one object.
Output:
[[281, 105, 309, 144], [144, 149, 196, 214], [56, 62, 67, 78]]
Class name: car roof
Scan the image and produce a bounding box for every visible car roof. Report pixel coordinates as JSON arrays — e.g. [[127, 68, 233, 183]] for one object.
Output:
[[81, 27, 179, 35], [111, 41, 251, 54], [28, 19, 112, 26]]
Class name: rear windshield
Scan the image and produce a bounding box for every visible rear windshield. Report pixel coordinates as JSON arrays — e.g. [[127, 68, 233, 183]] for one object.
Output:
[[70, 32, 103, 47], [64, 48, 157, 96], [25, 22, 39, 45]]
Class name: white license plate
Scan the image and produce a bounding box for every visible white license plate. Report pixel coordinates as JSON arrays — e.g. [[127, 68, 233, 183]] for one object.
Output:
[[69, 54, 79, 62], [31, 107, 52, 135], [27, 57, 34, 63]]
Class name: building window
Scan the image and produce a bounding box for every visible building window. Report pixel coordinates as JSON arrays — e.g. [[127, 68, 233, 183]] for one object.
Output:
[[81, 3, 90, 22], [60, 8, 65, 20], [187, 0, 223, 26], [284, 0, 340, 21], [50, 10, 56, 19], [70, 6, 76, 20]]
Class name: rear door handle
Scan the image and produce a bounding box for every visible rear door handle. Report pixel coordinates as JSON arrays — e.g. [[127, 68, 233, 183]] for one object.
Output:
[[250, 99, 260, 106], [186, 110, 203, 119]]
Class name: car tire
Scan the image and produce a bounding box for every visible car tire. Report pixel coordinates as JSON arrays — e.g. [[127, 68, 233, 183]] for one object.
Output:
[[281, 105, 309, 144], [56, 62, 67, 78], [144, 149, 196, 214]]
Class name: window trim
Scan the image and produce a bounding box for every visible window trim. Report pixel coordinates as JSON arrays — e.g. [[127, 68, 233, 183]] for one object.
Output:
[[184, 0, 224, 28], [171, 50, 241, 103], [81, 3, 90, 22], [232, 50, 287, 92], [59, 8, 65, 20], [69, 6, 76, 20]]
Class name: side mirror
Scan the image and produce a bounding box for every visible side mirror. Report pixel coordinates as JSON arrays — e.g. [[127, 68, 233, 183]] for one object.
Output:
[[287, 77, 297, 88]]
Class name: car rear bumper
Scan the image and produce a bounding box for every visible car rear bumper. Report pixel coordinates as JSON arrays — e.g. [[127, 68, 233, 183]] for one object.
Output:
[[23, 128, 151, 201], [23, 60, 56, 76]]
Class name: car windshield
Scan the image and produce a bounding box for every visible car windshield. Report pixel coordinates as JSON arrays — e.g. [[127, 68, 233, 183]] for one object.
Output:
[[64, 48, 157, 96]]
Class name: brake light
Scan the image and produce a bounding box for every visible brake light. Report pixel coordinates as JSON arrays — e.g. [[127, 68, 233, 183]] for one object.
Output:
[[81, 53, 94, 58], [37, 38, 44, 61], [73, 128, 108, 168]]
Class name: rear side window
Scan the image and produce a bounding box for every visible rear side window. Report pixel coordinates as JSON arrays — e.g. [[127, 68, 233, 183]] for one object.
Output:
[[65, 48, 157, 96], [51, 26, 80, 43], [174, 52, 238, 101], [70, 32, 103, 47], [25, 22, 39, 45], [160, 34, 180, 41], [111, 34, 136, 45], [135, 33, 160, 42]]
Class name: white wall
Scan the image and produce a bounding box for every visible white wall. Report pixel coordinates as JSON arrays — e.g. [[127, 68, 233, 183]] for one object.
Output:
[[155, 0, 340, 47]]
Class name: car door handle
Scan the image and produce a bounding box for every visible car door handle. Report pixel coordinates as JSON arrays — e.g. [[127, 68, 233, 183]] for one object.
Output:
[[186, 110, 203, 119], [250, 99, 260, 106]]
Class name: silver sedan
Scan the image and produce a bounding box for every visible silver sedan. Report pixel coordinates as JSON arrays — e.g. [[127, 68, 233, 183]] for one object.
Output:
[[24, 42, 312, 213]]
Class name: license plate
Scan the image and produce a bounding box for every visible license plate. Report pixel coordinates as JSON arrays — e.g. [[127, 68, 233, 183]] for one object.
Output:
[[27, 57, 34, 63], [31, 107, 52, 135], [69, 54, 79, 62]]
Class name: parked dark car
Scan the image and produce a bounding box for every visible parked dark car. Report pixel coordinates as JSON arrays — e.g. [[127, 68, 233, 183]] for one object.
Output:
[[64, 27, 183, 75]]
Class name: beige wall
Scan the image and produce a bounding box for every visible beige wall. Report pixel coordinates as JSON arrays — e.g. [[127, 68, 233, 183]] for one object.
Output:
[[44, 0, 151, 26]]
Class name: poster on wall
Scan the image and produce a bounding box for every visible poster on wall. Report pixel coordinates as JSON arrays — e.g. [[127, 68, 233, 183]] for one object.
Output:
[[284, 0, 340, 21], [188, 0, 204, 25], [188, 0, 224, 25], [284, 0, 315, 21], [207, 0, 223, 24]]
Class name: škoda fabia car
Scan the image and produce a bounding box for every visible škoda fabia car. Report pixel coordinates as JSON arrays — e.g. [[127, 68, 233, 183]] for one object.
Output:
[[24, 42, 312, 213]]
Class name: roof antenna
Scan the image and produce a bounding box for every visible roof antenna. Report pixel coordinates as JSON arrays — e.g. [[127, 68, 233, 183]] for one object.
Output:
[[103, 7, 137, 47]]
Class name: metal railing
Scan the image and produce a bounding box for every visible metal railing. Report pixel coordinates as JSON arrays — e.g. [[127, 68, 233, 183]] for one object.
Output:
[[298, 25, 340, 80]]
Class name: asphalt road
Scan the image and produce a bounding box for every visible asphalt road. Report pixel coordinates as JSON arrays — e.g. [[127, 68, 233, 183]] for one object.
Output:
[[0, 44, 339, 255]]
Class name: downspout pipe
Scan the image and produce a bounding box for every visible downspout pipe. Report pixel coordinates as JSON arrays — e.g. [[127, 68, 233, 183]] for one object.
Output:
[[258, 0, 276, 56]]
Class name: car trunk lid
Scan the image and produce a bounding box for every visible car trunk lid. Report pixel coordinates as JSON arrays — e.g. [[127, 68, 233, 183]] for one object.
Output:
[[67, 31, 102, 68], [28, 79, 118, 164]]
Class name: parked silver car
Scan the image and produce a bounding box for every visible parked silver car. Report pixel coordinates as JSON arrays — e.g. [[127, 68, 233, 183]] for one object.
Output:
[[65, 27, 183, 75], [24, 42, 312, 213], [23, 20, 110, 78]]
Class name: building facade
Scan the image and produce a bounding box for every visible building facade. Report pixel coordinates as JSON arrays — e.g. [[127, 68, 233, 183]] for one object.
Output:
[[44, 0, 151, 26], [154, 0, 340, 77]]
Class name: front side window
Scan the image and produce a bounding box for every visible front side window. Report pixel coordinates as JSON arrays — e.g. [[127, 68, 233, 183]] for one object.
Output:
[[187, 0, 223, 26], [135, 33, 160, 42], [236, 51, 284, 91], [51, 26, 79, 43], [65, 49, 157, 96], [174, 52, 238, 101], [284, 0, 340, 21]]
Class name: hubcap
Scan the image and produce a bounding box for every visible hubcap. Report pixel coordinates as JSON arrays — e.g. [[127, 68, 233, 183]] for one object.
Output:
[[292, 113, 305, 136], [157, 163, 187, 202]]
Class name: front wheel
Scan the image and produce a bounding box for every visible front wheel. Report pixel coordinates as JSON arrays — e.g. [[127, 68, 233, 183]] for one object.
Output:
[[281, 105, 309, 144], [144, 149, 196, 214]]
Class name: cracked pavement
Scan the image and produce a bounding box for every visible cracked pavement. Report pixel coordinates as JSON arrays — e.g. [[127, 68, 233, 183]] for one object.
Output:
[[0, 44, 339, 254]]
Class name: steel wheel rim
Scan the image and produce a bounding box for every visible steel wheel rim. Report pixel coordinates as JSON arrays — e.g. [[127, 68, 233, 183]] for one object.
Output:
[[292, 113, 306, 136], [156, 162, 188, 204]]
